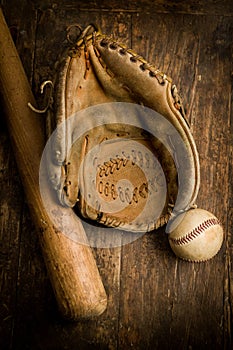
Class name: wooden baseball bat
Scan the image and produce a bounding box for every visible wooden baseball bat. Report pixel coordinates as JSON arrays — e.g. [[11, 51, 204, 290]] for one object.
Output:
[[0, 7, 107, 320]]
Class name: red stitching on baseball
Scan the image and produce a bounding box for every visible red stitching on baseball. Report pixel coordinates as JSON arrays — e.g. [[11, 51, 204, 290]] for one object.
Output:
[[169, 218, 220, 246]]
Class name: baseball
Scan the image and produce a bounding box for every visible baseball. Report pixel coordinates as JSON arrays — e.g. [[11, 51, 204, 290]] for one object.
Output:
[[168, 208, 224, 262]]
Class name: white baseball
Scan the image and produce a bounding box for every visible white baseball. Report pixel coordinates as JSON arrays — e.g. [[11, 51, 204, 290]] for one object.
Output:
[[168, 208, 224, 262]]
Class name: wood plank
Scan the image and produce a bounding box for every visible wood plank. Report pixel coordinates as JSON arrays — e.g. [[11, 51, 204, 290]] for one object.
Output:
[[0, 2, 37, 349], [189, 18, 232, 348], [1, 0, 37, 82], [117, 13, 232, 349], [225, 38, 233, 350], [34, 0, 233, 16], [0, 124, 24, 350]]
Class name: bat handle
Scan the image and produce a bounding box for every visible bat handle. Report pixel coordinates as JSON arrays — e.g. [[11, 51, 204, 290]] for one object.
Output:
[[0, 7, 107, 320]]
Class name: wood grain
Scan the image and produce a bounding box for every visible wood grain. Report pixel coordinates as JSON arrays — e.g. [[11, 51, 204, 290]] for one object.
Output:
[[0, 0, 232, 349], [33, 0, 233, 16]]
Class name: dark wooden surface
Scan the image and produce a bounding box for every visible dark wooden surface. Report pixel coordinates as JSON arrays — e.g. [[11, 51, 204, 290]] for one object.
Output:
[[0, 1, 232, 349]]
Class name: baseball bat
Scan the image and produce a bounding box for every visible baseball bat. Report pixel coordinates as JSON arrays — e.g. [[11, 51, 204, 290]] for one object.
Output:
[[0, 7, 107, 320]]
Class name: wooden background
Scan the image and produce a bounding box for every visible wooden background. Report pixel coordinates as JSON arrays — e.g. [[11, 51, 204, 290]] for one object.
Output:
[[0, 1, 232, 349]]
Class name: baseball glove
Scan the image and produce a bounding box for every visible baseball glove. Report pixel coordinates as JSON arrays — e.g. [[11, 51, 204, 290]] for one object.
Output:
[[44, 24, 200, 233]]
